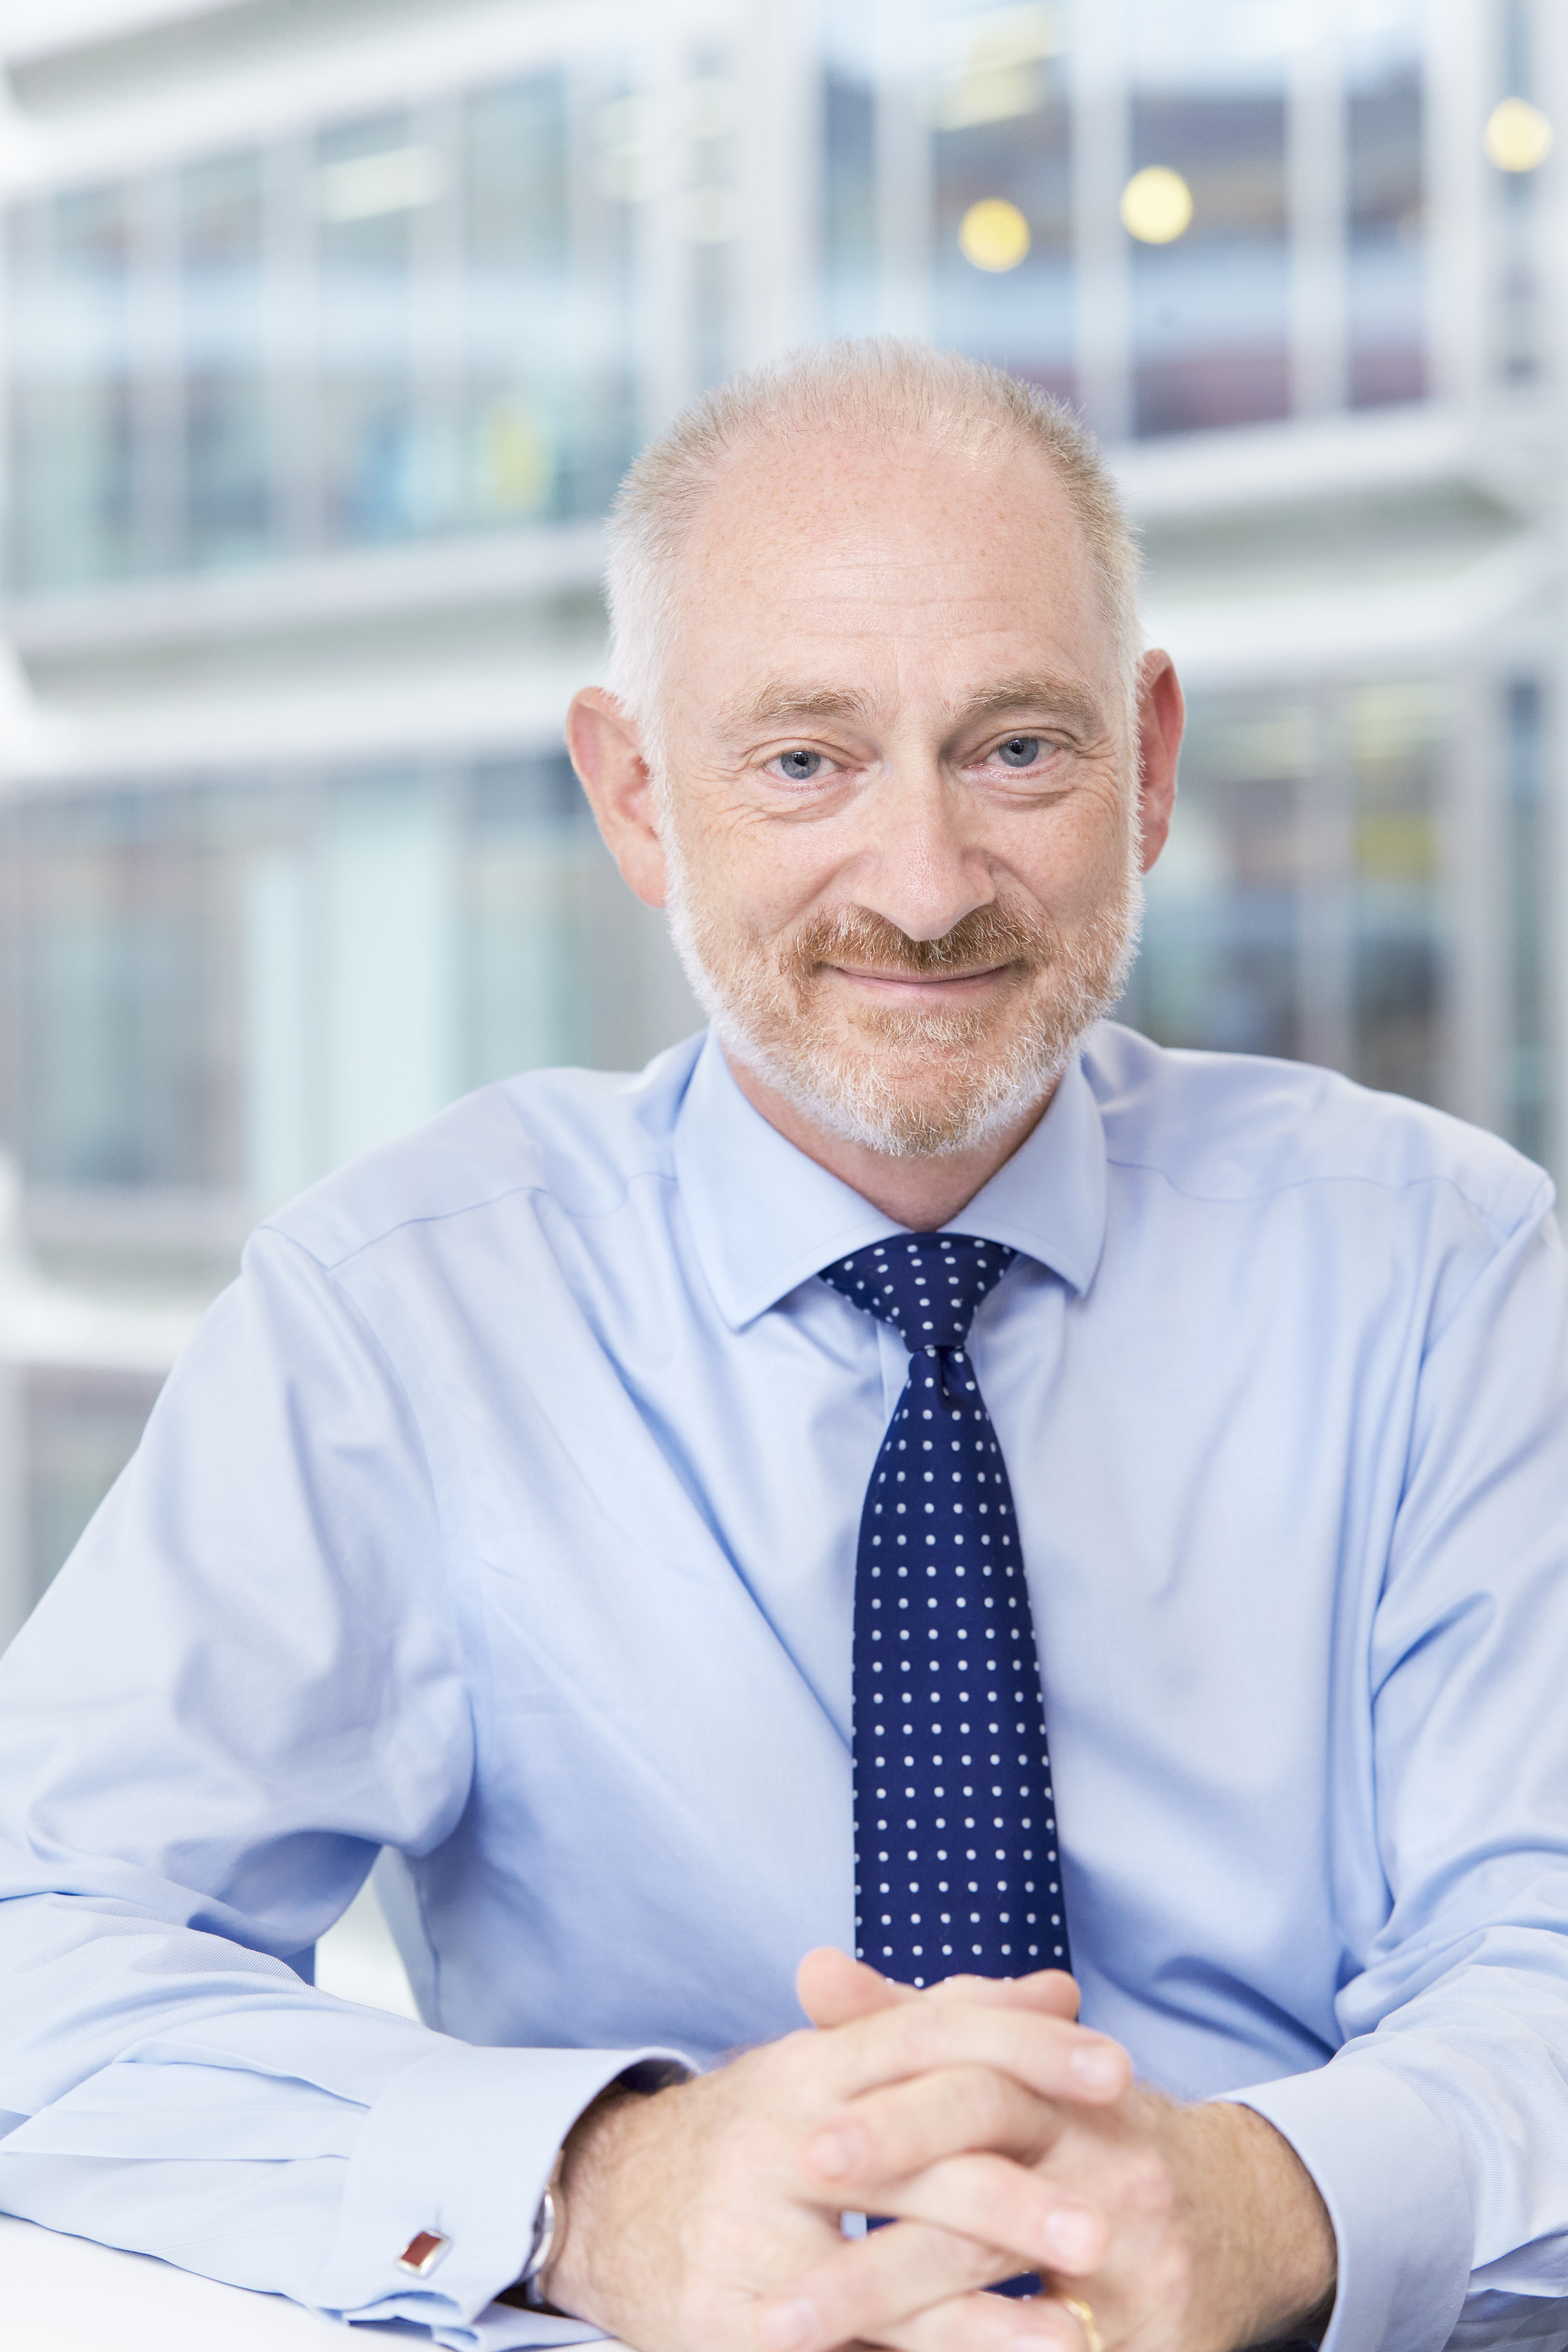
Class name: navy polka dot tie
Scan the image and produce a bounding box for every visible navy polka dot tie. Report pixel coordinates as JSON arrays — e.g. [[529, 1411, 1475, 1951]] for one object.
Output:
[[820, 1234, 1069, 1990]]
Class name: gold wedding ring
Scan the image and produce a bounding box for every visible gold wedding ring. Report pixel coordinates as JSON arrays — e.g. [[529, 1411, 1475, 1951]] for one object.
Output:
[[1057, 2295, 1104, 2352]]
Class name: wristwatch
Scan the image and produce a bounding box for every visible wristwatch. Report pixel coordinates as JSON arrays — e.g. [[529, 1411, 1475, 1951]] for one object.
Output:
[[491, 2166, 562, 2311], [516, 2178, 560, 2308]]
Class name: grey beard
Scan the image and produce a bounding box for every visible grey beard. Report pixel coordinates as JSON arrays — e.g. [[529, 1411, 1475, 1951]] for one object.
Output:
[[661, 828, 1144, 1161]]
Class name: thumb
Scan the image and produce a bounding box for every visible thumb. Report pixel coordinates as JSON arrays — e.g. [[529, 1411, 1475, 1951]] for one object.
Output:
[[796, 1947, 915, 2027], [797, 1947, 1082, 2029], [926, 1969, 1082, 2022]]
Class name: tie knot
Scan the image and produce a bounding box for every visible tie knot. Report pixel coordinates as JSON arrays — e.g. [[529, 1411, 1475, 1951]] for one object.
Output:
[[820, 1233, 1018, 1355]]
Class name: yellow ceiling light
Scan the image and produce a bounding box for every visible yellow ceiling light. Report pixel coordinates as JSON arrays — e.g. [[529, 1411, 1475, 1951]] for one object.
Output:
[[1121, 165, 1193, 244], [1485, 97, 1553, 172], [959, 197, 1032, 271]]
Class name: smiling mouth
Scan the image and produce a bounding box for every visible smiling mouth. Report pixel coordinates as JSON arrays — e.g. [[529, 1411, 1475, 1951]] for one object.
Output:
[[823, 960, 1015, 988]]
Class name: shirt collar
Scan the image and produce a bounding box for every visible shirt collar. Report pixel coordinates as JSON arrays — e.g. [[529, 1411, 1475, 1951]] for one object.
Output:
[[673, 1029, 1107, 1329]]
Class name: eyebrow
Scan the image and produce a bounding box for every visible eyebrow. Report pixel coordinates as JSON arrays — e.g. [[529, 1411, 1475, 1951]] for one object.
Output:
[[955, 674, 1107, 739], [716, 683, 879, 734], [717, 672, 1107, 742]]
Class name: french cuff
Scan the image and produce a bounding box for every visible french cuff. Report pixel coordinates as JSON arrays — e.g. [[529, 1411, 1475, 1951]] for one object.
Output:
[[321, 2039, 691, 2334], [1221, 2057, 1472, 2352]]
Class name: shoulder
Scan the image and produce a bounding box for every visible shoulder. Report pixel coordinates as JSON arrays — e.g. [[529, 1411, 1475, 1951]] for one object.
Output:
[[1082, 1021, 1552, 1239], [259, 1033, 706, 1274]]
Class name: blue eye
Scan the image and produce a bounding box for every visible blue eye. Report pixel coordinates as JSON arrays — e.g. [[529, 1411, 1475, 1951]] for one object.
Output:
[[996, 736, 1041, 768], [777, 749, 822, 781]]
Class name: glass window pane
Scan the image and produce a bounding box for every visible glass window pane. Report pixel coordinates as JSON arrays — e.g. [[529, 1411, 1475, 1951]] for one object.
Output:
[[1128, 92, 1289, 436], [931, 5, 1074, 397], [465, 67, 637, 527], [1505, 678, 1548, 1160], [13, 183, 142, 588], [566, 67, 638, 511], [1347, 679, 1449, 1102], [181, 149, 272, 565], [318, 766, 456, 1166], [5, 788, 233, 1189], [5, 201, 54, 590], [1127, 694, 1311, 1060], [462, 752, 601, 1085], [1347, 45, 1426, 408], [466, 74, 568, 272], [1126, 679, 1456, 1117], [1127, 0, 1289, 438], [689, 60, 737, 392], [318, 110, 420, 544], [822, 66, 877, 336], [25, 1366, 167, 1608], [463, 73, 570, 528]]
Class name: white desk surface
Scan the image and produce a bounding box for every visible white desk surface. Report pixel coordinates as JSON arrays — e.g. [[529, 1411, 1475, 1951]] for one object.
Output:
[[2, 2211, 363, 2349]]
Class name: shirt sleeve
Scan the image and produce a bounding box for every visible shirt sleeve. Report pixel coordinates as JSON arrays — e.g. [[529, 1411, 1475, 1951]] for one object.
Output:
[[0, 1225, 686, 2347], [1225, 1193, 1568, 2352]]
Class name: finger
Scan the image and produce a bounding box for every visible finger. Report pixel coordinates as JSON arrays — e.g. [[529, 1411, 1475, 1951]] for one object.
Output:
[[755, 2217, 1024, 2352], [924, 1972, 1080, 2025], [814, 1995, 1131, 2110], [798, 1954, 1079, 2034], [876, 2287, 1090, 2352], [798, 1949, 921, 2028], [801, 2066, 1069, 2193], [863, 2150, 1104, 2277]]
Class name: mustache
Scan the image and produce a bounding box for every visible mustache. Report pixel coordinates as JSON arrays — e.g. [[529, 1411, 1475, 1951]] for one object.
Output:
[[779, 901, 1055, 986]]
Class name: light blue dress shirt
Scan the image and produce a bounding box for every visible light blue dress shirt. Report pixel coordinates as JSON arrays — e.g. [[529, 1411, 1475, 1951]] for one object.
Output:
[[2, 1023, 1568, 2352]]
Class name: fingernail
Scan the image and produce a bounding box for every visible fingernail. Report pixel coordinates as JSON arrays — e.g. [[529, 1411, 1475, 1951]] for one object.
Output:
[[1043, 2205, 1098, 2266], [1069, 2043, 1122, 2091], [760, 2298, 818, 2350], [806, 2126, 858, 2180]]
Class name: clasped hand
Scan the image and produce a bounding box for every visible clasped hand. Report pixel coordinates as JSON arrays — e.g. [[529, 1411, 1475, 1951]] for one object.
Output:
[[542, 1950, 1334, 2352]]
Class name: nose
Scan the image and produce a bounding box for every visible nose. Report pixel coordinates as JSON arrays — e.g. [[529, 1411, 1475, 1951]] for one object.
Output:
[[851, 764, 993, 944]]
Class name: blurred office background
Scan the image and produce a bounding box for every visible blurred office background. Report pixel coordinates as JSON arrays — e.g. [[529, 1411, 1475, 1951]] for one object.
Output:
[[0, 0, 1564, 1645]]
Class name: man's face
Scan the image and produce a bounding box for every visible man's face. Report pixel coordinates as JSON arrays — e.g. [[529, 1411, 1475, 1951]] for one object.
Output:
[[651, 428, 1152, 1157]]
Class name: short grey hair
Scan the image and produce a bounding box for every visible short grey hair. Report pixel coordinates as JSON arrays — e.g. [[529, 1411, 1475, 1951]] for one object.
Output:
[[602, 337, 1142, 761]]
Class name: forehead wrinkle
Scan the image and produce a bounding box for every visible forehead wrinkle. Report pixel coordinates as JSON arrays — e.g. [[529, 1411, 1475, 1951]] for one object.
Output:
[[734, 568, 1039, 611]]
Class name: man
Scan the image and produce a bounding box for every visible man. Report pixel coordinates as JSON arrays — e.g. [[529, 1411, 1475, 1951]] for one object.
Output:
[[1, 340, 1567, 2352]]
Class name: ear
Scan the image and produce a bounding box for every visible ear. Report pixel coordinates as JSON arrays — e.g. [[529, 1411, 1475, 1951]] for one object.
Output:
[[565, 687, 668, 909], [1134, 649, 1184, 874]]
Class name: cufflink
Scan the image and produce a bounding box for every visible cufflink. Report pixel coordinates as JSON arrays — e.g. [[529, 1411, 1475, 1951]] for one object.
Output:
[[396, 2229, 451, 2277]]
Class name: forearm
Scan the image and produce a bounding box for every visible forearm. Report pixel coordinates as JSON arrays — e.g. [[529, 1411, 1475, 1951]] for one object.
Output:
[[538, 2081, 661, 2324], [0, 1885, 679, 2342], [1156, 2100, 1334, 2348], [1233, 1967, 1568, 2352]]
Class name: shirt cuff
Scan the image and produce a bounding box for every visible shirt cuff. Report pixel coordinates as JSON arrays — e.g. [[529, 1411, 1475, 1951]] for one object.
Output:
[[1221, 2058, 1472, 2352], [321, 2039, 691, 2344]]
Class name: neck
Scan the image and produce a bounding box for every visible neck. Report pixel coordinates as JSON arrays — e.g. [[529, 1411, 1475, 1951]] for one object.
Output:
[[721, 1049, 1056, 1230]]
